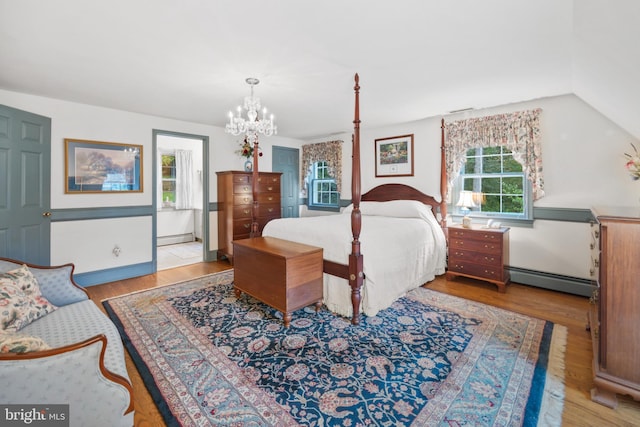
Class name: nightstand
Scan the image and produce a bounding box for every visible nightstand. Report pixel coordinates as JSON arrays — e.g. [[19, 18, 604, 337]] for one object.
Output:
[[446, 224, 510, 292]]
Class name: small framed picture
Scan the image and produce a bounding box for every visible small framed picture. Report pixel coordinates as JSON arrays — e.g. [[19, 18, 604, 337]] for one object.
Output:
[[375, 134, 414, 177], [65, 139, 143, 193]]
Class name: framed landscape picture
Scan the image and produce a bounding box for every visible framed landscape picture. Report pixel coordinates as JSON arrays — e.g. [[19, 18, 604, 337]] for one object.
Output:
[[375, 134, 414, 177], [65, 139, 143, 193]]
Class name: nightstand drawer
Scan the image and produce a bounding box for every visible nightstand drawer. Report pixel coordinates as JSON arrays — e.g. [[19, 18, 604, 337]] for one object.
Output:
[[449, 228, 504, 242], [448, 261, 503, 281], [449, 249, 501, 267], [449, 238, 502, 254]]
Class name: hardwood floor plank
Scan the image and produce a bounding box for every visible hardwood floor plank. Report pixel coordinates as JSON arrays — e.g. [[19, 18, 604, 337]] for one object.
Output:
[[85, 263, 640, 426]]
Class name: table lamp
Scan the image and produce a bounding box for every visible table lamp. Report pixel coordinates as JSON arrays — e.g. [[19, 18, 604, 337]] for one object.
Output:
[[456, 190, 476, 228]]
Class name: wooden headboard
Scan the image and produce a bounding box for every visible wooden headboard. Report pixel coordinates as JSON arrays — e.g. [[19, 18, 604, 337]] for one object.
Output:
[[361, 183, 444, 221]]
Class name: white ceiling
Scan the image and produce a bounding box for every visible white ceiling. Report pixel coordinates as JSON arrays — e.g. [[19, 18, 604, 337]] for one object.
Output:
[[0, 1, 636, 140]]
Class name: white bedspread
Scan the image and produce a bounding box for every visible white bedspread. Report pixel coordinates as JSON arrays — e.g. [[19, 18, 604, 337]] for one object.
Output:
[[261, 200, 447, 318]]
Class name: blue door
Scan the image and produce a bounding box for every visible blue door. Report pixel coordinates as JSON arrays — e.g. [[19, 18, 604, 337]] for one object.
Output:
[[273, 146, 299, 218], [0, 105, 51, 264]]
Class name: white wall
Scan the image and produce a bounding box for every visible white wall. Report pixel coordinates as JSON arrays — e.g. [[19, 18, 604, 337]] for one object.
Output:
[[0, 89, 303, 274], [309, 93, 639, 280], [3, 88, 638, 282]]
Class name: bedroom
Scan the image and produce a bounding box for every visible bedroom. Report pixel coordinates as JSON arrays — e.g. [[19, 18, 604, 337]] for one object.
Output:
[[1, 0, 639, 425]]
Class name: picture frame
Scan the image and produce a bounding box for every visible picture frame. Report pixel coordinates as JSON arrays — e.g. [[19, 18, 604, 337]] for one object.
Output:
[[65, 139, 143, 193], [375, 134, 414, 177]]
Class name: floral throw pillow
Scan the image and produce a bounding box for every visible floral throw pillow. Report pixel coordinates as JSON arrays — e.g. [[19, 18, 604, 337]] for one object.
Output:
[[0, 331, 50, 353], [0, 265, 58, 332]]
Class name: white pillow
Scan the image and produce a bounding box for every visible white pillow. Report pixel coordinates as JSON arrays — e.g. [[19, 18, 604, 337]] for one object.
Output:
[[343, 200, 432, 218]]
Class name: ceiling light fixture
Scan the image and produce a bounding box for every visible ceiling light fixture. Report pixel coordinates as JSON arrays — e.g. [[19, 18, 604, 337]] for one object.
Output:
[[225, 77, 277, 144]]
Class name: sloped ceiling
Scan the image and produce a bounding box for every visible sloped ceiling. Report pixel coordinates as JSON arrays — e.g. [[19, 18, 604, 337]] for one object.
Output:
[[572, 0, 640, 139], [0, 0, 636, 139]]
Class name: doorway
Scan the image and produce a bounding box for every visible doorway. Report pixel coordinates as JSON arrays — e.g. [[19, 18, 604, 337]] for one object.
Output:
[[153, 131, 209, 271]]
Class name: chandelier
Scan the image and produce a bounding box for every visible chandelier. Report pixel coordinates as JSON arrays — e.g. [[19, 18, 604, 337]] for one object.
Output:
[[225, 77, 277, 144]]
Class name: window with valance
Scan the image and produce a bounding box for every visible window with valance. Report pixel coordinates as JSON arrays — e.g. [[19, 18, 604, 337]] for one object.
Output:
[[445, 109, 544, 203], [301, 140, 343, 195]]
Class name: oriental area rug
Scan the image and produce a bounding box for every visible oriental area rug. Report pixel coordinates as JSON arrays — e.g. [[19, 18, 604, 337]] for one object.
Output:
[[103, 270, 566, 427]]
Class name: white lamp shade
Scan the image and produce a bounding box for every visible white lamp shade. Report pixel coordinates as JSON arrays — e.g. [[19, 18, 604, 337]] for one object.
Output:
[[456, 190, 477, 208]]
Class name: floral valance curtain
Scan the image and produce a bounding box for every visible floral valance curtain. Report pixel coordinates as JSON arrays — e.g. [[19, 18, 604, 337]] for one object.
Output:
[[301, 140, 343, 193], [445, 108, 544, 200]]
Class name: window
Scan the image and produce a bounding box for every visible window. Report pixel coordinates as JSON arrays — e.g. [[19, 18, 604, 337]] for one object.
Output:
[[308, 161, 339, 209], [453, 146, 532, 220], [161, 154, 176, 207]]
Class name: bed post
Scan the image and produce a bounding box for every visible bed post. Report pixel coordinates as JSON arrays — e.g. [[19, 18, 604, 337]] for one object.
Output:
[[250, 138, 260, 237], [440, 118, 447, 228], [349, 73, 364, 325]]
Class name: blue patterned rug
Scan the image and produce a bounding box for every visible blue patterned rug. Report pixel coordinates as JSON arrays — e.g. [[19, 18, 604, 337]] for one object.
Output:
[[104, 270, 566, 426]]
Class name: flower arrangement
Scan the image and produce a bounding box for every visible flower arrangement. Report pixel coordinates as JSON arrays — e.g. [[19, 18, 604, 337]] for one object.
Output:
[[237, 138, 263, 159], [625, 143, 640, 180]]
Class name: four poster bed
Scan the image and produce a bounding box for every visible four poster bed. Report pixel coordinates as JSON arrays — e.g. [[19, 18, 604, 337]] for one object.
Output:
[[251, 74, 449, 325]]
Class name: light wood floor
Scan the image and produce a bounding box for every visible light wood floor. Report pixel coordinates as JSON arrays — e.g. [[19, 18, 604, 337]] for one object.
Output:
[[87, 262, 640, 427]]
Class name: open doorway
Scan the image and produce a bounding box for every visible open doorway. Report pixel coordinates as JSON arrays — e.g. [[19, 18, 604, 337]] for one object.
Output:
[[154, 131, 208, 270]]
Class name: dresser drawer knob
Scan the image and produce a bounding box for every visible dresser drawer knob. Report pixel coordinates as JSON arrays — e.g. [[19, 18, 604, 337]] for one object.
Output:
[[243, 223, 250, 229], [243, 186, 249, 191], [244, 209, 250, 214], [268, 197, 274, 201], [484, 257, 495, 262], [267, 186, 273, 191], [268, 208, 274, 212], [484, 270, 495, 274], [243, 198, 250, 203]]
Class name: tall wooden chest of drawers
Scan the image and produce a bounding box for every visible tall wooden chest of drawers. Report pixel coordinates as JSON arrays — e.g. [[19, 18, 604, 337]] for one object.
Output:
[[446, 224, 510, 292], [216, 171, 281, 263], [588, 207, 640, 408]]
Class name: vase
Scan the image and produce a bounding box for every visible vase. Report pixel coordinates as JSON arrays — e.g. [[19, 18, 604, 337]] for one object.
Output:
[[244, 159, 253, 172]]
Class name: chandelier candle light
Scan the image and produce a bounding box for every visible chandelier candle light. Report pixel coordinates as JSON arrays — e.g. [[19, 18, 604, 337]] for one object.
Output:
[[225, 77, 278, 237]]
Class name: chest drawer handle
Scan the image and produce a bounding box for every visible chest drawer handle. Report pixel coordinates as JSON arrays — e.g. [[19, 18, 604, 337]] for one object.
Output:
[[484, 269, 495, 274], [484, 244, 495, 249], [268, 196, 274, 201], [454, 251, 464, 256], [483, 234, 495, 239], [268, 208, 274, 212], [244, 209, 250, 214], [243, 223, 250, 229], [484, 256, 495, 262], [267, 186, 273, 191], [454, 264, 464, 269], [243, 197, 250, 203], [243, 186, 250, 191]]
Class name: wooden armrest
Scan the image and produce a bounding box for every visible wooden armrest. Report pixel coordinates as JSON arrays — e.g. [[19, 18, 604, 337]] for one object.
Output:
[[0, 334, 134, 415]]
